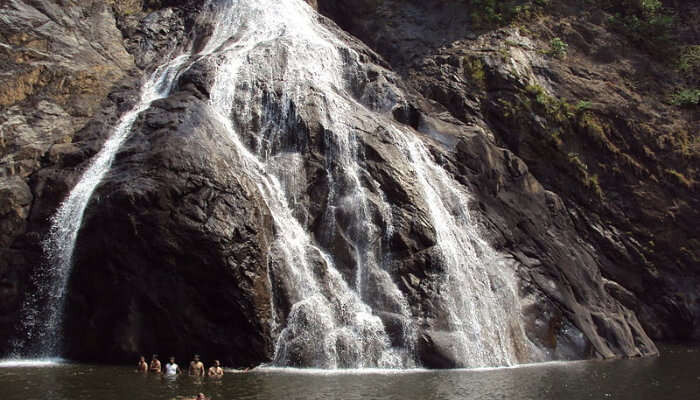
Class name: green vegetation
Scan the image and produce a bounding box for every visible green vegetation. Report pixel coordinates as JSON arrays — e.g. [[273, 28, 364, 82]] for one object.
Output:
[[467, 0, 518, 27], [464, 0, 549, 28], [587, 174, 603, 198], [460, 0, 695, 208], [670, 89, 700, 107], [678, 45, 700, 75], [525, 84, 575, 122], [578, 113, 622, 156], [567, 152, 588, 172], [491, 82, 658, 200], [548, 37, 568, 58], [604, 0, 674, 52], [567, 152, 604, 198], [107, 0, 142, 16], [575, 100, 593, 111], [463, 56, 487, 88]]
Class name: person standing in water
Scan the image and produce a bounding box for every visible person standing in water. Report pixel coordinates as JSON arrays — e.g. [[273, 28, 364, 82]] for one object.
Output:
[[189, 354, 205, 377], [164, 356, 181, 376], [136, 356, 148, 372], [149, 354, 161, 374], [207, 360, 224, 377]]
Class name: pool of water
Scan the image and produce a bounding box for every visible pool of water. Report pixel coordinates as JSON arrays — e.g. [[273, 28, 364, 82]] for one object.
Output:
[[1, 344, 698, 400]]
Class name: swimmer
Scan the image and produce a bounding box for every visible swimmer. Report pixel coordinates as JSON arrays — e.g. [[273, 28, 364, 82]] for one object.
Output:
[[136, 355, 148, 372], [189, 354, 205, 377], [149, 354, 162, 374], [165, 356, 182, 376], [207, 360, 224, 377], [174, 394, 208, 400]]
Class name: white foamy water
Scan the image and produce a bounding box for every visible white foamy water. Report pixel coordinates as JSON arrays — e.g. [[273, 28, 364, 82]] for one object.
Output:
[[0, 358, 65, 368], [201, 0, 410, 368], [386, 126, 534, 367]]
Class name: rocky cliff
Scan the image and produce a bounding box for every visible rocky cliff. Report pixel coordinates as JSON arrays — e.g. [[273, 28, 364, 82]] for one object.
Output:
[[0, 0, 696, 367], [316, 0, 699, 341]]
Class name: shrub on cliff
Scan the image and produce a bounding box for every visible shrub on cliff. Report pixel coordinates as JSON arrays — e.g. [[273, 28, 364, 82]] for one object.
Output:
[[670, 88, 700, 107], [548, 37, 568, 58], [603, 0, 674, 52], [460, 0, 549, 28]]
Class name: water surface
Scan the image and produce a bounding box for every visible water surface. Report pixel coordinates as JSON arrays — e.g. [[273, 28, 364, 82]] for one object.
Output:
[[1, 345, 697, 399]]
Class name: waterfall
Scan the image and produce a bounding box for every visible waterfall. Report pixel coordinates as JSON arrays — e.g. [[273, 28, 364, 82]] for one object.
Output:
[[15, 0, 532, 368], [389, 127, 532, 367], [201, 0, 412, 368]]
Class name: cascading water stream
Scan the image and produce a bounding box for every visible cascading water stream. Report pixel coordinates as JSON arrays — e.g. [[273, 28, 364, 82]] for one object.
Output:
[[388, 126, 532, 367], [201, 0, 411, 368]]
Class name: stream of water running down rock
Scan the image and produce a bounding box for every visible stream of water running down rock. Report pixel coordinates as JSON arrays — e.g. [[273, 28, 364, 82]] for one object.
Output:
[[15, 54, 190, 357], [203, 0, 411, 369], [16, 0, 534, 368]]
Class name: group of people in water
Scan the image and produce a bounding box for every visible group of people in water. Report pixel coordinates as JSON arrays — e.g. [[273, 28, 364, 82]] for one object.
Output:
[[137, 354, 233, 377], [137, 353, 250, 399]]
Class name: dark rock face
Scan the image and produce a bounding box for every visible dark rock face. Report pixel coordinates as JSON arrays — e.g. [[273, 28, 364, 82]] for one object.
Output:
[[0, 0, 695, 367], [0, 178, 32, 333]]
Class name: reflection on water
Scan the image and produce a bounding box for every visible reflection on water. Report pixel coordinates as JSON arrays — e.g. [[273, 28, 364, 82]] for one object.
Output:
[[0, 345, 698, 400]]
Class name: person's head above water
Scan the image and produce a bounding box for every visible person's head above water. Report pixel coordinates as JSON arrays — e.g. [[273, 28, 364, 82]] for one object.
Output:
[[139, 356, 145, 362], [214, 360, 220, 367]]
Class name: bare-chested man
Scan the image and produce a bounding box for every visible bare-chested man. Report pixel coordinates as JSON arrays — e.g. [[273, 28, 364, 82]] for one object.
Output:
[[136, 355, 148, 372], [188, 354, 205, 377], [207, 360, 224, 377], [149, 354, 161, 374]]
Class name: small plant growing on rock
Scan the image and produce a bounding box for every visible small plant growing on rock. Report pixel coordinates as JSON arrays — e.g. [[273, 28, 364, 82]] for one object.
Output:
[[670, 89, 700, 107], [567, 152, 588, 173], [466, 0, 549, 29], [498, 45, 511, 61], [677, 45, 700, 74], [463, 56, 487, 88], [575, 100, 593, 111], [548, 37, 568, 58]]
